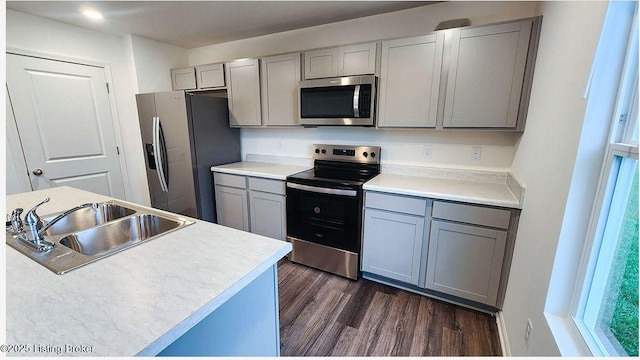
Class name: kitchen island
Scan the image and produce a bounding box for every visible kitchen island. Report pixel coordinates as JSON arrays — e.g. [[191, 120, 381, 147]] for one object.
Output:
[[5, 186, 291, 356]]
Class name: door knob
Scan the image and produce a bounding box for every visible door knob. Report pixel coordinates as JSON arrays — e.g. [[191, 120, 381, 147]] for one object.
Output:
[[32, 168, 44, 176]]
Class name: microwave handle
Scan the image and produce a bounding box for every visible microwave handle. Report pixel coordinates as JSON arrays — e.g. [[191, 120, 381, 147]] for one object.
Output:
[[353, 85, 360, 118]]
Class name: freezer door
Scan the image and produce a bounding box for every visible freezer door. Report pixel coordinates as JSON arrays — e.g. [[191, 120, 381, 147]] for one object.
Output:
[[154, 91, 198, 218], [135, 93, 168, 211]]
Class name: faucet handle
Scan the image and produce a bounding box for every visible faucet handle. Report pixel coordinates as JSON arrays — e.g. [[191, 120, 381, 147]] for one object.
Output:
[[9, 208, 24, 234], [25, 197, 50, 226]]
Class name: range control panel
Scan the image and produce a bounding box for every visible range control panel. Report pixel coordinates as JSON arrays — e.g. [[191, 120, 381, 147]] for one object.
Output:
[[312, 144, 381, 164]]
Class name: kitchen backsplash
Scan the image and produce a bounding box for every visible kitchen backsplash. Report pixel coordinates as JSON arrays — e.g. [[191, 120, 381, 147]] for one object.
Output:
[[241, 127, 519, 172]]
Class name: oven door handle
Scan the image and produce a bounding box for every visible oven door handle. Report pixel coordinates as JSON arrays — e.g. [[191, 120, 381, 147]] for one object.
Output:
[[286, 182, 357, 197]]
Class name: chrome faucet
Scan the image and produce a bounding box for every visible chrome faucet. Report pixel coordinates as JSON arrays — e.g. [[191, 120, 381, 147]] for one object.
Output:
[[9, 198, 98, 252]]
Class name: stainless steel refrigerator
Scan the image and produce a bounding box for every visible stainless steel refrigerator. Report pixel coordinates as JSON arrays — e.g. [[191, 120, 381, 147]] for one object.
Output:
[[135, 91, 240, 222]]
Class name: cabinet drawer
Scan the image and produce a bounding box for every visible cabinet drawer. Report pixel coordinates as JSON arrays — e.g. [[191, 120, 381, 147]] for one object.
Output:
[[365, 192, 427, 216], [248, 177, 285, 195], [432, 201, 511, 229], [214, 172, 246, 189]]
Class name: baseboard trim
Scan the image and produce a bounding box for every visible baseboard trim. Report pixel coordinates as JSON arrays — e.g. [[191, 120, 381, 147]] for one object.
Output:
[[496, 311, 511, 356]]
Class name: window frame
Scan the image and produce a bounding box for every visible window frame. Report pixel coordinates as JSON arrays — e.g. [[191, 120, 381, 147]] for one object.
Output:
[[569, 5, 639, 356]]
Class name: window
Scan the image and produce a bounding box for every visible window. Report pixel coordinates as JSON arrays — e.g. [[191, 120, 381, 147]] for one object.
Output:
[[573, 4, 639, 356]]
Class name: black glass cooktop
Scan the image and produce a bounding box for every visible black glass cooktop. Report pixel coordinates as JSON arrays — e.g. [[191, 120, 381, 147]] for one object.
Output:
[[287, 160, 380, 190]]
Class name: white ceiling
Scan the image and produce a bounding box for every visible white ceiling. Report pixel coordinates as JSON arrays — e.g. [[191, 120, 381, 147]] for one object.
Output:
[[6, 1, 437, 49]]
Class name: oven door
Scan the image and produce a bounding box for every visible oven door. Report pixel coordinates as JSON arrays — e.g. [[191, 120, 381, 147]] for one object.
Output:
[[286, 182, 362, 253]]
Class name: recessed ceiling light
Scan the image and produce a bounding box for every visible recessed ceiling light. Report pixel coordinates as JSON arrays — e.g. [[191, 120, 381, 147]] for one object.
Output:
[[82, 9, 104, 21]]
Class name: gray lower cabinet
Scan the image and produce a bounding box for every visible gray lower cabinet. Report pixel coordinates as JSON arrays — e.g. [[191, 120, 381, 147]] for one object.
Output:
[[361, 209, 424, 285], [215, 185, 249, 231], [362, 191, 518, 309], [249, 190, 286, 241], [214, 172, 286, 240], [425, 220, 507, 306]]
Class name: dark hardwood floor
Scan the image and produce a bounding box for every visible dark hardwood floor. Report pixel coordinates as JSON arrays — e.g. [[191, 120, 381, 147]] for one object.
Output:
[[278, 259, 502, 356]]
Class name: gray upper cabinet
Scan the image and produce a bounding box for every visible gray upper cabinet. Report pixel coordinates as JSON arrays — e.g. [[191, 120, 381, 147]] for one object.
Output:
[[378, 33, 444, 128], [260, 53, 301, 127], [443, 19, 533, 129], [171, 63, 226, 91], [304, 48, 339, 79], [226, 58, 262, 127], [170, 67, 197, 90], [304, 42, 377, 79], [338, 42, 377, 76], [196, 63, 225, 89]]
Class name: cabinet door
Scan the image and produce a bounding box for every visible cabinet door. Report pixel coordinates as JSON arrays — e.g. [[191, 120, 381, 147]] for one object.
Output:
[[304, 48, 339, 79], [215, 185, 249, 231], [378, 33, 444, 127], [261, 53, 301, 126], [249, 190, 286, 240], [425, 220, 507, 306], [443, 20, 532, 128], [170, 67, 196, 90], [226, 58, 262, 127], [338, 42, 377, 76], [196, 63, 225, 89], [362, 209, 424, 285]]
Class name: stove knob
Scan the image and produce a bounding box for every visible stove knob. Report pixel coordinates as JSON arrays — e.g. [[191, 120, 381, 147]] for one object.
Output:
[[363, 152, 368, 158], [315, 149, 320, 154], [371, 152, 376, 158], [321, 149, 326, 154]]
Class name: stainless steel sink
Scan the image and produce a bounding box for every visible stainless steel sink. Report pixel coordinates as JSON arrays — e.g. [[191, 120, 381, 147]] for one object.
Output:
[[6, 200, 194, 274], [41, 203, 136, 236], [60, 214, 183, 256]]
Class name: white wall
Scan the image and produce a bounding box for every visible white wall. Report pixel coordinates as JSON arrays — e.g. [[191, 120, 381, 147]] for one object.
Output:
[[503, 1, 608, 356], [127, 35, 189, 93], [189, 1, 538, 171], [242, 128, 518, 171], [5, 9, 149, 205]]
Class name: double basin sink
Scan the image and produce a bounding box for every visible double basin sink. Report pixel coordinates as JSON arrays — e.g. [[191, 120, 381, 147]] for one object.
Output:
[[6, 200, 194, 274]]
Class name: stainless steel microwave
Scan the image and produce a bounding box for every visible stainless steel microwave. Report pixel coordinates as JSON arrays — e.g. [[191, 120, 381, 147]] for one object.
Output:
[[299, 75, 376, 126]]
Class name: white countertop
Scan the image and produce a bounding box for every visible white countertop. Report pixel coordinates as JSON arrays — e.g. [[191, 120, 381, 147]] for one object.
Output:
[[211, 161, 309, 180], [5, 186, 291, 356], [364, 173, 522, 209]]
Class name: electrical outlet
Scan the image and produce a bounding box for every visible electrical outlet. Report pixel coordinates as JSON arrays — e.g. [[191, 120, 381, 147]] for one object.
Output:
[[471, 146, 482, 161], [524, 318, 533, 349], [423, 145, 433, 159]]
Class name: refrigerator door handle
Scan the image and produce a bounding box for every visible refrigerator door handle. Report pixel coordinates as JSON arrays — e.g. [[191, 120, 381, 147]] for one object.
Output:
[[152, 116, 169, 192]]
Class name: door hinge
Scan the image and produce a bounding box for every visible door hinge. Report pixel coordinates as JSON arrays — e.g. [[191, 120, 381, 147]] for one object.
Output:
[[106, 82, 110, 94], [116, 146, 120, 155]]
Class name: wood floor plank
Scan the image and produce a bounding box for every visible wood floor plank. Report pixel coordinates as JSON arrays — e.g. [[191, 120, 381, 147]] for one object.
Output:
[[346, 291, 393, 356], [281, 288, 350, 355], [369, 289, 411, 356], [277, 260, 501, 356], [328, 325, 358, 356], [442, 327, 464, 356]]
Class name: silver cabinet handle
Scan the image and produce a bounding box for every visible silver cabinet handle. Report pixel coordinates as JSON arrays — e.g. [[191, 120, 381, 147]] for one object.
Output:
[[32, 168, 44, 176]]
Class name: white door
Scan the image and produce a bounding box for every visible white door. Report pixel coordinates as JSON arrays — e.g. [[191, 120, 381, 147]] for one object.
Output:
[[6, 53, 125, 198]]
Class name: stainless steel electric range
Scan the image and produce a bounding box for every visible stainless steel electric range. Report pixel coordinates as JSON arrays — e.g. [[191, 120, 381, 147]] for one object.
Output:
[[285, 144, 381, 280]]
